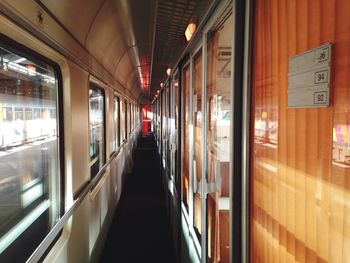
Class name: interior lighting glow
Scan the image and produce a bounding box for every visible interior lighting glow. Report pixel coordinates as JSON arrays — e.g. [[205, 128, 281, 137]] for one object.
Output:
[[160, 83, 163, 87], [166, 68, 171, 76], [185, 22, 196, 41], [13, 57, 26, 63]]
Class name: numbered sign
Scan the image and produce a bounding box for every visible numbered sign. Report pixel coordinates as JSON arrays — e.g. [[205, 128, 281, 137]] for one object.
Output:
[[288, 43, 332, 108]]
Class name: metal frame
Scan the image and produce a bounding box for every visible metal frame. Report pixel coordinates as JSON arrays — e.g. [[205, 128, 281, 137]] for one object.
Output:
[[200, 31, 208, 263], [200, 1, 236, 262], [242, 0, 254, 262]]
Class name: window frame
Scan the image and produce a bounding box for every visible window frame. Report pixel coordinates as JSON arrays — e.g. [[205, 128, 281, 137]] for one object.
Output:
[[114, 95, 121, 151], [124, 99, 128, 140], [88, 82, 107, 179], [0, 33, 64, 261]]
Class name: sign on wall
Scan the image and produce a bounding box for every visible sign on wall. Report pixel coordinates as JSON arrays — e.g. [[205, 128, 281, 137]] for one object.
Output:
[[288, 43, 332, 108]]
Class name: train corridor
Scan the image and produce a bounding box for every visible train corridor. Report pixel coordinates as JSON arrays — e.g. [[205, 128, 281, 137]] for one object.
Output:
[[99, 134, 176, 263]]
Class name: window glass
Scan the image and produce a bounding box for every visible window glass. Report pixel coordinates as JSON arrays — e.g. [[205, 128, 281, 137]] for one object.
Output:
[[114, 96, 120, 149], [0, 41, 60, 262], [120, 98, 125, 142], [25, 108, 33, 120], [166, 84, 171, 170], [173, 74, 179, 191], [89, 85, 105, 178], [124, 100, 128, 139], [193, 50, 202, 240], [3, 107, 13, 121], [34, 108, 40, 119], [130, 102, 132, 132], [182, 65, 190, 211], [162, 90, 167, 159], [133, 104, 135, 129], [14, 107, 24, 120], [206, 14, 232, 263]]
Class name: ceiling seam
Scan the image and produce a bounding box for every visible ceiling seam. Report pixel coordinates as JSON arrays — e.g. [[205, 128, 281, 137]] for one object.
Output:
[[83, 0, 107, 46], [113, 44, 138, 75]]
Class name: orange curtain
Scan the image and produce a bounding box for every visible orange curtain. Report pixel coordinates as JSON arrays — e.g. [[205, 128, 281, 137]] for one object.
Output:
[[251, 0, 350, 262]]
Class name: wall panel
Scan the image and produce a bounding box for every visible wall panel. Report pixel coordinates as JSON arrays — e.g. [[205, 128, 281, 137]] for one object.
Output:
[[251, 0, 350, 262]]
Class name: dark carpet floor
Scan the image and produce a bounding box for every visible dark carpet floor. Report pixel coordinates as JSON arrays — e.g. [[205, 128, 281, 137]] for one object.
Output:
[[99, 134, 176, 263]]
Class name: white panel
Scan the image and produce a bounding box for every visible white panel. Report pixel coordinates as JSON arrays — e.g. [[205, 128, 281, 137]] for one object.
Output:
[[288, 43, 332, 108]]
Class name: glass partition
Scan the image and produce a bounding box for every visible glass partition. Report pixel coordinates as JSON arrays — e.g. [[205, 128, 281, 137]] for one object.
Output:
[[182, 65, 190, 212], [206, 14, 232, 263], [193, 50, 202, 240]]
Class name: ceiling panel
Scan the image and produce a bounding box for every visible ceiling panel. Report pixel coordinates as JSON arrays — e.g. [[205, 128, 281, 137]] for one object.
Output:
[[39, 0, 105, 45], [150, 0, 214, 99]]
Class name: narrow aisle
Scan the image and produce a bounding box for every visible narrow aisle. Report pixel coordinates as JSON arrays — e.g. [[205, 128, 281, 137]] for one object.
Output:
[[99, 134, 176, 263]]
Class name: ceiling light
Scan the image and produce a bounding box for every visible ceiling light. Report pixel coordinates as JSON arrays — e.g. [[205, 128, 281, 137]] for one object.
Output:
[[13, 57, 26, 63], [185, 22, 196, 41], [166, 68, 171, 76], [160, 82, 163, 87]]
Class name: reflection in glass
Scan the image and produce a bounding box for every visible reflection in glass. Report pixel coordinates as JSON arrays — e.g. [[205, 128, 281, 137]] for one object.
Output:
[[173, 74, 179, 192], [114, 96, 120, 149], [182, 66, 190, 211], [124, 100, 127, 140], [251, 1, 350, 262], [206, 14, 232, 263], [89, 85, 105, 178], [0, 43, 60, 262], [193, 51, 202, 240]]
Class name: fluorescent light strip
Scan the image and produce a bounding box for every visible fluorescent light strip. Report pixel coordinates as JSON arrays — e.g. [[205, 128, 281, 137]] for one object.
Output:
[[6, 62, 55, 84], [0, 200, 50, 254], [13, 58, 26, 63]]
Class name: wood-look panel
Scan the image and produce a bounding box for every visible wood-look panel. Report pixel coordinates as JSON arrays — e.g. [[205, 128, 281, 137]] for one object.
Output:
[[251, 0, 350, 262]]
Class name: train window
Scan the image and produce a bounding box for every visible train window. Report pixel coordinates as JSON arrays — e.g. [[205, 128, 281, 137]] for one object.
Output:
[[205, 14, 232, 263], [114, 96, 120, 149], [25, 108, 33, 120], [14, 107, 24, 120], [0, 40, 60, 262], [124, 99, 127, 139], [182, 65, 190, 212], [34, 108, 41, 119], [50, 109, 56, 119], [2, 107, 13, 121], [173, 74, 179, 194], [129, 102, 132, 133], [120, 98, 125, 142], [132, 104, 135, 130], [89, 84, 106, 178], [193, 50, 202, 241]]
